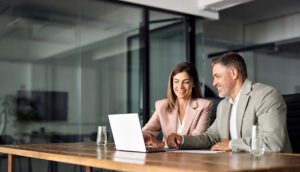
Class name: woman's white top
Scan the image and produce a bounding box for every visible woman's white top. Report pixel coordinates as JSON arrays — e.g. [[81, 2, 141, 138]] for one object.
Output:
[[177, 116, 185, 135]]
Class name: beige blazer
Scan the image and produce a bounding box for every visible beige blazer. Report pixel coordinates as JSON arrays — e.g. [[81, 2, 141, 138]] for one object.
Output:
[[183, 79, 292, 153], [142, 98, 212, 142]]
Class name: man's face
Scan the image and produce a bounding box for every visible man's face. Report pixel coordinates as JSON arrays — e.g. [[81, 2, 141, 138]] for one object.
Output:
[[212, 63, 235, 98]]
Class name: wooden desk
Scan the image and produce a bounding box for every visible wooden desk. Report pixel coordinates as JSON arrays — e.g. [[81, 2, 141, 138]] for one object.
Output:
[[1, 142, 300, 172]]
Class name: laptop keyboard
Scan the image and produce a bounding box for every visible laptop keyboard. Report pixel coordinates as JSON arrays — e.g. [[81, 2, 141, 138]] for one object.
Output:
[[145, 146, 166, 152]]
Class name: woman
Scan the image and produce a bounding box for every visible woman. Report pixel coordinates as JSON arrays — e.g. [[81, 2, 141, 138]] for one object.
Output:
[[142, 62, 212, 147]]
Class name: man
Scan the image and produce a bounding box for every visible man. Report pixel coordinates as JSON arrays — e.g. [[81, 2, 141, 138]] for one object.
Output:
[[167, 52, 292, 152]]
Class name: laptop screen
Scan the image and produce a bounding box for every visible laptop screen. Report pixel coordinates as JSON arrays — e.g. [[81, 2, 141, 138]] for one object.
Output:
[[108, 113, 147, 152]]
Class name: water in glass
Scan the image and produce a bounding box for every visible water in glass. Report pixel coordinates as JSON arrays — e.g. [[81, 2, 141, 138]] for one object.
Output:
[[250, 125, 265, 157], [97, 126, 107, 146]]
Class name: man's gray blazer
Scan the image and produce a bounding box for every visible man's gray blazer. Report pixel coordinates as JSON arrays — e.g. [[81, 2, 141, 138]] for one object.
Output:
[[182, 79, 292, 152]]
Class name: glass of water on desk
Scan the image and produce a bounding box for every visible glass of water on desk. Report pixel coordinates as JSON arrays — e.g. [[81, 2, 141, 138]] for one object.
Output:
[[97, 126, 107, 147], [250, 125, 265, 157]]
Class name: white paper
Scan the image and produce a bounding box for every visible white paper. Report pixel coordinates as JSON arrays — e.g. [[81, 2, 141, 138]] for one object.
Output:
[[168, 150, 224, 154]]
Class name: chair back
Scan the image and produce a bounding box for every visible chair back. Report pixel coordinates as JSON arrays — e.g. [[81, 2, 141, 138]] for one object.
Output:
[[283, 93, 300, 153]]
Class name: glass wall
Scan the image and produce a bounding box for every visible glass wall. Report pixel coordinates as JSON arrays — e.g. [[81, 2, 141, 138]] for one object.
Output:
[[0, 0, 143, 144], [0, 0, 205, 171], [149, 11, 187, 115], [195, 19, 206, 95], [0, 1, 206, 142]]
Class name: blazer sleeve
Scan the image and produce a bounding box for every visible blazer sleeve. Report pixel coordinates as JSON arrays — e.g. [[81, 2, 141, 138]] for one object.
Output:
[[182, 118, 221, 149], [142, 102, 162, 138], [182, 99, 226, 149], [190, 100, 213, 135]]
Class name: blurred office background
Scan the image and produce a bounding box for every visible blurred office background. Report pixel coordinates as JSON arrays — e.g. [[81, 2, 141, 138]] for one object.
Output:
[[0, 0, 300, 171]]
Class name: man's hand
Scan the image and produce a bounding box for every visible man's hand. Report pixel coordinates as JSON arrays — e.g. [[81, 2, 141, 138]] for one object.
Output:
[[211, 139, 231, 151], [143, 133, 165, 148], [167, 133, 182, 148]]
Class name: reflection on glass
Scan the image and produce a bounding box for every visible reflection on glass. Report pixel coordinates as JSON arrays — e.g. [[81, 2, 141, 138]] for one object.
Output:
[[0, 0, 141, 146], [149, 10, 187, 114]]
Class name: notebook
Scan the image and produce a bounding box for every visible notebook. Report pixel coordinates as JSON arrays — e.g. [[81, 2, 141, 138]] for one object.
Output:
[[108, 113, 172, 153]]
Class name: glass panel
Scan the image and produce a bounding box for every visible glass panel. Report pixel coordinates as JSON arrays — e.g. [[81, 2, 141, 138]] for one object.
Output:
[[80, 0, 142, 142], [127, 36, 140, 114], [195, 19, 214, 97], [149, 11, 187, 115], [0, 0, 83, 144], [0, 0, 142, 146]]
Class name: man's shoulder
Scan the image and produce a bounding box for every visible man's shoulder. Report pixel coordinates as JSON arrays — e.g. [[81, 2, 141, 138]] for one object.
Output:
[[251, 82, 278, 95], [248, 82, 285, 106], [216, 97, 230, 107], [252, 82, 274, 90]]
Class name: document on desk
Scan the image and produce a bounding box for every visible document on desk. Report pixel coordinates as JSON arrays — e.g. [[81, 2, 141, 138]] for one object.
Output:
[[168, 150, 224, 154]]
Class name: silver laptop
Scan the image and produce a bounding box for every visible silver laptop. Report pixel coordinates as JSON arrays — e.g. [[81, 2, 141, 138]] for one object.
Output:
[[108, 113, 170, 153]]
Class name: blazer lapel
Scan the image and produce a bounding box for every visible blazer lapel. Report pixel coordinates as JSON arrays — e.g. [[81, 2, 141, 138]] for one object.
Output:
[[221, 101, 231, 139], [182, 99, 197, 135], [236, 95, 250, 137], [236, 79, 252, 138], [169, 102, 179, 134]]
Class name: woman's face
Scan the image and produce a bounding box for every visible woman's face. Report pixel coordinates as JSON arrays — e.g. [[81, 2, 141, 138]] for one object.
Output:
[[172, 71, 193, 101]]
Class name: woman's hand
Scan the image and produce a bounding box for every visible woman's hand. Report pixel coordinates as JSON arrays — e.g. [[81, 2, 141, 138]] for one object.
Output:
[[143, 133, 165, 148]]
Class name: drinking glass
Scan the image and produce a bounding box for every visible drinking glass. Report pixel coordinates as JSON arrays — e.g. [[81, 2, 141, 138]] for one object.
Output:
[[97, 126, 107, 146], [250, 125, 265, 157]]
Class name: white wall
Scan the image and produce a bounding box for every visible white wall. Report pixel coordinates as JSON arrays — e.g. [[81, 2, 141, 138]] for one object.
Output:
[[203, 21, 244, 44], [254, 54, 300, 94], [245, 12, 300, 44]]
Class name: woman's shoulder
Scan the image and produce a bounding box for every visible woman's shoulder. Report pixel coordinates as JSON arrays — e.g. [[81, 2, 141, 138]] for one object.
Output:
[[155, 99, 168, 109]]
